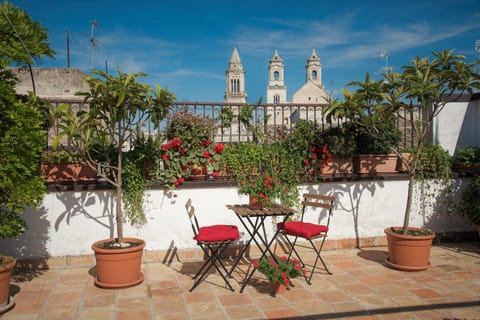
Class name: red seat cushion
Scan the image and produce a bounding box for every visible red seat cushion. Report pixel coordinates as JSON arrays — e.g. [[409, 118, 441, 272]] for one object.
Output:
[[195, 224, 239, 242], [277, 221, 328, 239]]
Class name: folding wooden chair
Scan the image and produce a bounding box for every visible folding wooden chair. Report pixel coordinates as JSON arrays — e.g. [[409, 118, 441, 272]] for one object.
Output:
[[277, 193, 335, 284], [185, 199, 239, 291]]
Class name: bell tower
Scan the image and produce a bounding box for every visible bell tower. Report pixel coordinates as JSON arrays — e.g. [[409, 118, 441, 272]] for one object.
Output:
[[305, 48, 323, 87], [224, 48, 247, 103], [266, 49, 287, 104]]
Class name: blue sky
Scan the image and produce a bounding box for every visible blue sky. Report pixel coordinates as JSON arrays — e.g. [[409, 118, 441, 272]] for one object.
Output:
[[11, 0, 480, 102]]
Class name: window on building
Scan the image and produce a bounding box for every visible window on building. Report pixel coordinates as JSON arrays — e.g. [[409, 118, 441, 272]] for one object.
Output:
[[274, 95, 280, 104], [274, 71, 279, 80], [311, 70, 317, 80]]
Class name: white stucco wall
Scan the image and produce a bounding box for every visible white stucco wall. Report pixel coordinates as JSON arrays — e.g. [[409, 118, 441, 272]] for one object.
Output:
[[0, 179, 473, 258], [433, 98, 480, 155]]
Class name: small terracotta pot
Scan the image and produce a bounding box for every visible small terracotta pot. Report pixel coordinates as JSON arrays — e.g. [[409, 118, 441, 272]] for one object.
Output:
[[270, 282, 287, 295], [384, 227, 435, 271], [92, 238, 145, 289], [248, 196, 263, 210]]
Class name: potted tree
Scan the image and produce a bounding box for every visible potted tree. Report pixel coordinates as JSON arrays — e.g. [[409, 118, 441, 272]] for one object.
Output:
[[54, 68, 175, 288], [325, 49, 480, 270]]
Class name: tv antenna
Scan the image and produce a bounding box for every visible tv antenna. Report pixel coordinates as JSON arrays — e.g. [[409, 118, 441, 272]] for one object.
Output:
[[380, 50, 389, 72], [89, 20, 97, 70]]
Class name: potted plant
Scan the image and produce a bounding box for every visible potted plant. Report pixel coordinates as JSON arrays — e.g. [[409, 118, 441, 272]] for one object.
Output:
[[54, 68, 175, 288], [325, 49, 480, 270], [316, 125, 356, 175], [220, 142, 303, 208], [350, 117, 401, 175], [160, 111, 225, 188], [253, 256, 305, 294], [452, 146, 480, 173]]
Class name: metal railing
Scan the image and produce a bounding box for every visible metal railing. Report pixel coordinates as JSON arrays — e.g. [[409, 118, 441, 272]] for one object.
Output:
[[47, 100, 422, 149]]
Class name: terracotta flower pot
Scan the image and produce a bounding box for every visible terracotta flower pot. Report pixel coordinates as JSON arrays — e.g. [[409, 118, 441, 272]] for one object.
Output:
[[91, 238, 145, 289], [353, 154, 399, 175], [384, 227, 435, 271], [248, 196, 263, 209], [0, 257, 16, 313], [270, 282, 287, 295]]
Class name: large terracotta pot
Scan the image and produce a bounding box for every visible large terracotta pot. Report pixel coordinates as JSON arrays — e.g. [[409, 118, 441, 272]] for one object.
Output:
[[41, 163, 97, 183], [0, 257, 16, 312], [92, 238, 145, 289], [353, 154, 398, 175], [384, 227, 435, 271], [322, 157, 352, 176]]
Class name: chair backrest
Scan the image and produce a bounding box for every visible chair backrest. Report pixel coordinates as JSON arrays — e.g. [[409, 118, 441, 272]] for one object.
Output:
[[185, 198, 200, 237], [300, 193, 335, 227]]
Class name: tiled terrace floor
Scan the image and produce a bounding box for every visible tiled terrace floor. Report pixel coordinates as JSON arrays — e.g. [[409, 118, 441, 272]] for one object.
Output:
[[2, 242, 480, 320]]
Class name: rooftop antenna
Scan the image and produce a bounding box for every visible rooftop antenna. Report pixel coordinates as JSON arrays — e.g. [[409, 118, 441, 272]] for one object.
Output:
[[475, 40, 480, 68], [89, 20, 97, 70], [380, 50, 389, 72]]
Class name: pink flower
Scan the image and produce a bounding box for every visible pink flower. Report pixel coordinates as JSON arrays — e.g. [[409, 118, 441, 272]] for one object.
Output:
[[281, 272, 287, 279], [284, 278, 290, 286], [252, 261, 259, 268]]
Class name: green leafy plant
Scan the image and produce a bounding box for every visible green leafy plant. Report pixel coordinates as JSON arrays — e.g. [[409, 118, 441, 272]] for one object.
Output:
[[221, 142, 302, 207], [452, 146, 480, 164], [457, 175, 480, 225], [316, 126, 357, 158], [253, 256, 305, 286], [0, 0, 53, 243]]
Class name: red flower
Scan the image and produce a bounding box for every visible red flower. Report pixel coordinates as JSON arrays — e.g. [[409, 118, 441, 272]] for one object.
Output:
[[284, 278, 290, 286], [281, 272, 288, 279], [172, 137, 182, 147], [253, 261, 259, 268], [203, 150, 211, 158], [162, 153, 170, 161], [211, 171, 219, 178], [214, 143, 224, 153], [200, 139, 212, 147], [268, 260, 275, 266], [259, 193, 265, 199]]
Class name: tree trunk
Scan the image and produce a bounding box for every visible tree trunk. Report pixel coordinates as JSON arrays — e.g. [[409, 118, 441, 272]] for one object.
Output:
[[116, 150, 124, 243]]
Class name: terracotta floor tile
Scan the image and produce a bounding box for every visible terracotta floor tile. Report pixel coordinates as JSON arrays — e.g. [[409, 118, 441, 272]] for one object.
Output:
[[225, 305, 263, 319], [263, 308, 299, 319], [218, 293, 253, 306], [409, 288, 443, 299], [117, 309, 151, 320]]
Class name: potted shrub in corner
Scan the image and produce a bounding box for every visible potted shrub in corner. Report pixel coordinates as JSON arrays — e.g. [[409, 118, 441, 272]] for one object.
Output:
[[325, 49, 480, 270], [54, 68, 175, 288], [452, 146, 480, 174]]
